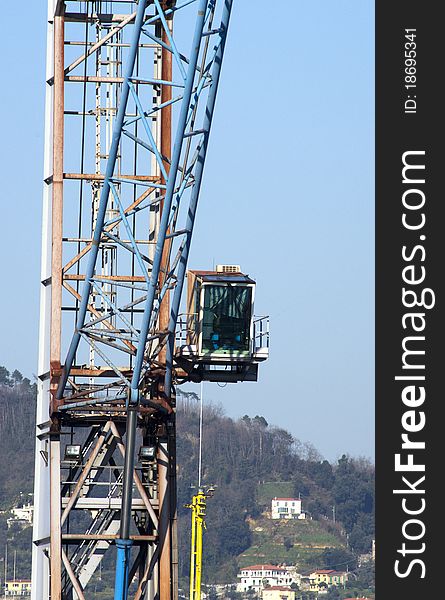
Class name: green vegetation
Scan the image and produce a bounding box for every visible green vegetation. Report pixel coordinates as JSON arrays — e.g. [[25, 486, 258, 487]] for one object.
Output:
[[256, 481, 294, 505], [237, 516, 346, 569], [0, 369, 37, 581]]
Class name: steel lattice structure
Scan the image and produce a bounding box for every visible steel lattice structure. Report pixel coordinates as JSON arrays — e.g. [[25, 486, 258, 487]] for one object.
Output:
[[32, 1, 233, 598]]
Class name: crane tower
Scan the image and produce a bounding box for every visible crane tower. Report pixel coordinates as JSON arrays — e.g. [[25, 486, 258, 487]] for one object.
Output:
[[32, 1, 268, 599]]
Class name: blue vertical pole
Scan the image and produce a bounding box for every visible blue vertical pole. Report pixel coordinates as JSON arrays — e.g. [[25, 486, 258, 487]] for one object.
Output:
[[164, 0, 234, 395], [114, 539, 133, 600]]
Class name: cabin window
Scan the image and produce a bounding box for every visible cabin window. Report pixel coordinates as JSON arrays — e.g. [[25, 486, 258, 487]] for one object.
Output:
[[201, 285, 252, 353]]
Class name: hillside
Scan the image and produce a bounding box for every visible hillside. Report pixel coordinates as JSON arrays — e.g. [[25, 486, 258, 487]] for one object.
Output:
[[0, 370, 36, 506], [175, 393, 374, 584], [0, 369, 375, 596], [0, 369, 37, 581]]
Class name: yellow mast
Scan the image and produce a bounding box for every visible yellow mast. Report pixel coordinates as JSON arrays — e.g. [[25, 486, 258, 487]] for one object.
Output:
[[186, 488, 213, 600]]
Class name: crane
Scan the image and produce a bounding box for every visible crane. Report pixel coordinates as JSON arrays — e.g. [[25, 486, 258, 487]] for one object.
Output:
[[31, 1, 268, 599]]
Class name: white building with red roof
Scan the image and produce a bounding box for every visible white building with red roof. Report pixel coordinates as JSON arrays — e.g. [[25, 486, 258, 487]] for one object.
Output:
[[237, 565, 295, 593], [271, 497, 305, 520]]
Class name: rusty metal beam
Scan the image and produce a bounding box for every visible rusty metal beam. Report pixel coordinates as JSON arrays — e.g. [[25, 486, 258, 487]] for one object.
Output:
[[50, 6, 65, 413], [64, 12, 140, 24], [64, 172, 159, 182], [61, 549, 86, 600], [49, 9, 65, 600], [158, 17, 173, 370], [64, 274, 147, 281], [65, 75, 152, 84]]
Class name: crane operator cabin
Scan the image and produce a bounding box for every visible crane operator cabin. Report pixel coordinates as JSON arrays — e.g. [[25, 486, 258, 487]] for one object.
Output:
[[175, 265, 269, 383]]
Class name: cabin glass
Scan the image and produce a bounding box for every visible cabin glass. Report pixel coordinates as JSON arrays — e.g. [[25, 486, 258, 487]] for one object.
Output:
[[201, 284, 252, 354]]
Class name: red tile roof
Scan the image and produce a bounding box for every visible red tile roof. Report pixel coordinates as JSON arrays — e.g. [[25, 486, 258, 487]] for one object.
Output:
[[273, 498, 300, 501], [311, 570, 347, 577], [312, 570, 335, 575], [242, 565, 287, 572]]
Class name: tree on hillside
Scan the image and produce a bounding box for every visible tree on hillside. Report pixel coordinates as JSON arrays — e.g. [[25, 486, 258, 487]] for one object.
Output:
[[0, 366, 11, 385], [349, 512, 374, 554], [300, 593, 317, 600], [226, 586, 242, 600], [332, 455, 374, 538], [320, 547, 357, 571], [349, 561, 375, 589], [309, 460, 335, 490], [292, 473, 310, 498], [11, 369, 23, 384], [323, 588, 340, 600], [252, 415, 268, 429], [284, 537, 293, 551], [306, 497, 330, 519]]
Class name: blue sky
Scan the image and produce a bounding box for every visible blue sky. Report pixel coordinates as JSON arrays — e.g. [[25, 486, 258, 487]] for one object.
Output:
[[0, 1, 374, 461]]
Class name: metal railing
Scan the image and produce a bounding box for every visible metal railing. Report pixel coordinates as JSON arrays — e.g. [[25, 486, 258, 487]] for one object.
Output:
[[252, 315, 270, 358]]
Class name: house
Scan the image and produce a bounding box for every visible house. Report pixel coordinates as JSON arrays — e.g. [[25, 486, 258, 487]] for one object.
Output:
[[271, 498, 306, 520], [237, 565, 295, 593], [308, 569, 347, 592], [7, 503, 34, 529], [5, 580, 32, 597], [262, 586, 295, 600]]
